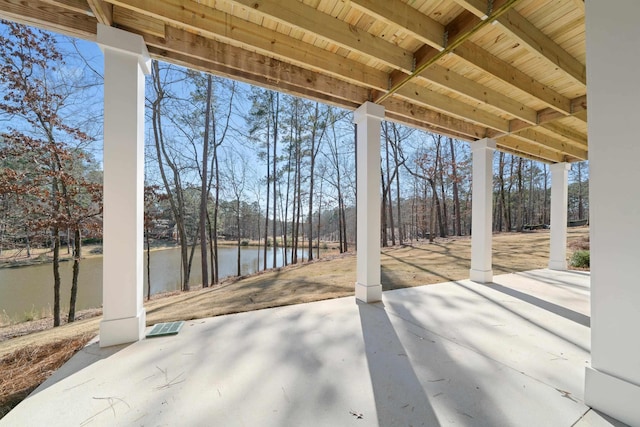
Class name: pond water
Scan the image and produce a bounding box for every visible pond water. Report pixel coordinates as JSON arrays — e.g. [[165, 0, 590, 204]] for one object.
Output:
[[0, 245, 304, 322]]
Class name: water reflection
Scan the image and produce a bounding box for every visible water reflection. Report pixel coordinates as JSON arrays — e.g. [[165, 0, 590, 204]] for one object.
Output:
[[0, 245, 304, 321]]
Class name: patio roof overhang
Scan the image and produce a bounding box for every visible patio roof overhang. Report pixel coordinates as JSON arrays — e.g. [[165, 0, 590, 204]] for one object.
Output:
[[0, 0, 587, 164], [6, 2, 640, 426]]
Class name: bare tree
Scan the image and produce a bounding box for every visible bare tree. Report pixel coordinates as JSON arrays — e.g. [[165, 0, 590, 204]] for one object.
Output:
[[199, 74, 212, 288], [149, 61, 194, 291], [449, 138, 462, 236], [222, 153, 247, 276], [307, 102, 327, 261]]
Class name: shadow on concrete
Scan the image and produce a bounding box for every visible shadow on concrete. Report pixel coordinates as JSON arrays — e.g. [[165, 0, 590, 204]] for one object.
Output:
[[515, 270, 590, 291], [358, 301, 440, 427], [456, 282, 589, 353], [480, 282, 590, 327], [588, 409, 631, 427], [30, 338, 130, 395]]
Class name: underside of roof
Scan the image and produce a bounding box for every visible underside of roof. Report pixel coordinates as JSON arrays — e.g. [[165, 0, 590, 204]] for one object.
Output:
[[0, 0, 588, 163]]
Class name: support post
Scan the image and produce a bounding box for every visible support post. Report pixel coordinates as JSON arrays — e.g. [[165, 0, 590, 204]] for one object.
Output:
[[469, 139, 495, 283], [548, 162, 570, 270], [585, 1, 640, 425], [353, 102, 385, 302], [98, 24, 150, 347]]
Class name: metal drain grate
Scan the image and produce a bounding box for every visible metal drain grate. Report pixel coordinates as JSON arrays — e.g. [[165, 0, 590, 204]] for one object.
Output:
[[146, 321, 184, 338]]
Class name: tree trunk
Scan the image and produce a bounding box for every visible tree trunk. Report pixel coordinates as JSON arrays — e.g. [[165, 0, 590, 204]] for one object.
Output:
[[577, 163, 584, 219], [336, 171, 345, 252], [381, 168, 388, 247], [272, 93, 279, 269], [293, 128, 302, 264], [146, 225, 151, 300], [187, 230, 199, 286], [528, 160, 534, 225], [68, 227, 81, 322], [237, 198, 241, 276], [284, 128, 293, 266], [498, 152, 511, 232], [263, 120, 270, 272], [52, 225, 61, 326], [199, 74, 212, 288], [25, 226, 31, 258], [291, 138, 298, 264], [150, 62, 191, 291], [517, 157, 525, 231], [430, 178, 446, 238], [394, 139, 403, 244], [435, 137, 448, 237], [449, 138, 462, 236], [543, 164, 549, 224], [212, 150, 220, 284], [384, 125, 396, 246], [307, 103, 322, 262], [316, 172, 323, 259], [429, 187, 435, 243]]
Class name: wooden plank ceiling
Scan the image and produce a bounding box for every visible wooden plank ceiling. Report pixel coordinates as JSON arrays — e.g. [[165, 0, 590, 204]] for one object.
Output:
[[0, 0, 588, 163]]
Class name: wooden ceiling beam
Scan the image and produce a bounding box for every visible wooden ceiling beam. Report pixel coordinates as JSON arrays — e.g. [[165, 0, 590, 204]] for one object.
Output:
[[110, 0, 389, 90], [375, 0, 520, 103], [381, 97, 497, 140], [540, 122, 588, 147], [0, 0, 96, 39], [454, 0, 585, 85], [496, 135, 567, 163], [420, 64, 537, 123], [509, 128, 587, 160], [386, 112, 476, 141], [348, 0, 445, 50], [376, 2, 572, 120], [572, 0, 585, 13], [148, 46, 362, 110], [113, 6, 163, 38], [41, 0, 90, 15], [509, 95, 587, 134], [395, 83, 510, 132], [145, 27, 371, 107], [497, 144, 562, 164], [145, 26, 490, 140], [226, 0, 414, 72], [449, 0, 491, 19], [87, 0, 112, 25], [496, 9, 586, 86], [218, 0, 562, 135], [345, 1, 538, 124], [573, 110, 587, 122], [113, 0, 517, 135], [454, 42, 571, 114]]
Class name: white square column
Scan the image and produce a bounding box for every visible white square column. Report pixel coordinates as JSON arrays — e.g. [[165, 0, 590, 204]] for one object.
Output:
[[585, 1, 640, 425], [97, 25, 150, 347], [469, 139, 495, 283], [353, 102, 384, 303], [548, 162, 570, 270]]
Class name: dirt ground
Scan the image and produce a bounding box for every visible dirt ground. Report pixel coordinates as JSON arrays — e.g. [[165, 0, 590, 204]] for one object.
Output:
[[0, 227, 589, 417]]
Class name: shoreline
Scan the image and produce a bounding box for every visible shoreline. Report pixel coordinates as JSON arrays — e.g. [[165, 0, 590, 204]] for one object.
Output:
[[0, 239, 337, 269], [0, 244, 347, 329]]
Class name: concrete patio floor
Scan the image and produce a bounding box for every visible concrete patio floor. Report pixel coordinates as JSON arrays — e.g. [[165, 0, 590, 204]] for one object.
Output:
[[1, 269, 629, 426]]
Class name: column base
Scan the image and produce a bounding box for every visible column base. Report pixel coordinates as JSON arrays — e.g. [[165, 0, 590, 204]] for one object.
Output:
[[355, 282, 382, 303], [548, 260, 567, 271], [99, 309, 146, 347], [469, 269, 493, 283], [585, 367, 640, 426]]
